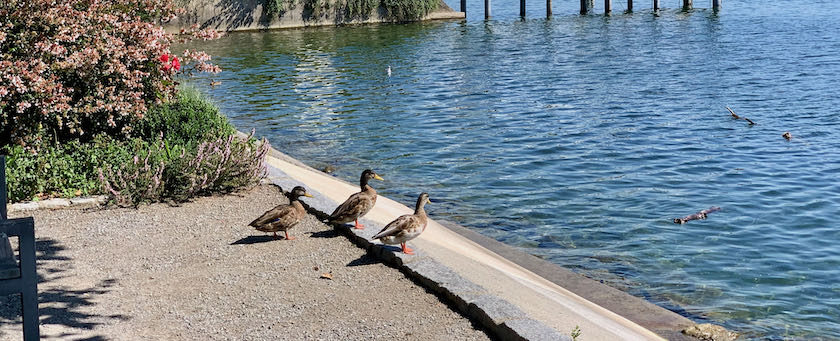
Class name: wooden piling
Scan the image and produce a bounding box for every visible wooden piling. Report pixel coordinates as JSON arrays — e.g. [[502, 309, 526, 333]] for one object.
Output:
[[485, 0, 491, 19], [580, 0, 593, 14], [712, 0, 720, 10], [461, 0, 466, 13], [627, 0, 632, 12], [605, 0, 611, 14], [653, 0, 659, 12], [682, 0, 692, 10], [547, 0, 552, 16], [520, 0, 525, 17]]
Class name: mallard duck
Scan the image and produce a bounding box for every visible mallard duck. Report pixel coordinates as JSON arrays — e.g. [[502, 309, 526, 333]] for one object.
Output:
[[249, 186, 313, 240], [371, 193, 431, 255], [328, 169, 384, 230]]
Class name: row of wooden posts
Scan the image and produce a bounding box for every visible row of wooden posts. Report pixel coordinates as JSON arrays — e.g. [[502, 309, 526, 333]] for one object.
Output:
[[460, 0, 722, 18]]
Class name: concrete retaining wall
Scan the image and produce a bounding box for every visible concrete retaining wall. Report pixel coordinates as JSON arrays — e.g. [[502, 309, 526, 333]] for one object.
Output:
[[164, 0, 465, 33]]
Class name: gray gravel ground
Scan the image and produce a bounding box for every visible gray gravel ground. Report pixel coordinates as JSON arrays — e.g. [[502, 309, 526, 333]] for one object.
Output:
[[0, 185, 491, 340]]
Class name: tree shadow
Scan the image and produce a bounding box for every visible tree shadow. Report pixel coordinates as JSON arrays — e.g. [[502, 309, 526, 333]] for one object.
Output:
[[202, 0, 267, 31], [0, 238, 128, 339]]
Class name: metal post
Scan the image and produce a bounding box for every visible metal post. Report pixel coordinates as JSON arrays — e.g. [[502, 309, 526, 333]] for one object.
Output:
[[580, 0, 590, 14], [547, 0, 552, 16], [461, 0, 466, 13], [485, 0, 491, 19], [682, 0, 691, 10], [520, 0, 525, 17], [605, 0, 611, 14], [712, 0, 720, 10], [1, 156, 6, 220], [653, 0, 659, 12], [627, 0, 632, 12]]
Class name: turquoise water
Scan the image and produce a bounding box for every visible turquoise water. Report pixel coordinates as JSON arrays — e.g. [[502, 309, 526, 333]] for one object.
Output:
[[185, 2, 840, 338]]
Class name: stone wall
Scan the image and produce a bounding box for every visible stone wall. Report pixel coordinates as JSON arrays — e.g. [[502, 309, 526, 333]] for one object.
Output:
[[163, 0, 464, 33]]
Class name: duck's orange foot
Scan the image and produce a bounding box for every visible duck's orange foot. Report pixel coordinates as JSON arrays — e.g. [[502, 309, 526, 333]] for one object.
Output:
[[401, 243, 415, 255], [354, 220, 365, 230], [284, 232, 296, 240]]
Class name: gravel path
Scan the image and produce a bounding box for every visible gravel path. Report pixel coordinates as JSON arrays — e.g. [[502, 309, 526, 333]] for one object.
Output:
[[0, 185, 491, 340]]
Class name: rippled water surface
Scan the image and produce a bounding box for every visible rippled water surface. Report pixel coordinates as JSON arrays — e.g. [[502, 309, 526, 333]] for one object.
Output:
[[185, 1, 840, 338]]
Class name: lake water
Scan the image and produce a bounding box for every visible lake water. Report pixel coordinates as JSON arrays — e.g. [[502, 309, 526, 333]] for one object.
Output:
[[185, 1, 840, 338]]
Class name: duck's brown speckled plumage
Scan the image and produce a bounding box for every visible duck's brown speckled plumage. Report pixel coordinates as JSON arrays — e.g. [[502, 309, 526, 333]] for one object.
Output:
[[249, 186, 312, 239], [372, 193, 430, 254], [329, 170, 383, 226]]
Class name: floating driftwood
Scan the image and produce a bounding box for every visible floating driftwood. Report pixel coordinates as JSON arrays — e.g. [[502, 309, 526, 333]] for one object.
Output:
[[674, 206, 721, 224], [726, 107, 755, 125]]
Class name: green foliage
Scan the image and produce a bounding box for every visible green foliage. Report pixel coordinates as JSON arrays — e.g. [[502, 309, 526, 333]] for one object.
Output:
[[345, 0, 379, 18], [3, 86, 268, 206], [3, 136, 135, 202], [262, 0, 440, 21], [264, 0, 295, 17], [381, 0, 438, 21], [134, 88, 235, 149], [571, 325, 582, 341], [303, 0, 332, 18]]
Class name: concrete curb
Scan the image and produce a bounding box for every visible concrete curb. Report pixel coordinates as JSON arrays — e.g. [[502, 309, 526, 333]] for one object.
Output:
[[265, 163, 572, 341], [7, 196, 107, 214]]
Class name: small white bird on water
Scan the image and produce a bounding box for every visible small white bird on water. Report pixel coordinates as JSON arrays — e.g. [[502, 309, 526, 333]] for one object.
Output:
[[386, 65, 392, 77]]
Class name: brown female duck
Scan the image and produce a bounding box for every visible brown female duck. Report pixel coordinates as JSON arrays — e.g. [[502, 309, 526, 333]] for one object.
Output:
[[249, 186, 313, 240], [328, 169, 384, 229], [371, 193, 431, 255]]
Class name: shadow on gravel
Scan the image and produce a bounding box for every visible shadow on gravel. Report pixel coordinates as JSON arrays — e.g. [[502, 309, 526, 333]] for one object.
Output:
[[309, 230, 340, 239], [230, 235, 281, 245], [346, 254, 382, 267], [0, 238, 128, 339]]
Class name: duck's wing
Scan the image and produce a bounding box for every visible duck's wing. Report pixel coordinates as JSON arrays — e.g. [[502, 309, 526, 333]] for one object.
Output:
[[249, 204, 296, 227], [372, 214, 419, 240], [265, 207, 306, 231], [329, 192, 373, 223]]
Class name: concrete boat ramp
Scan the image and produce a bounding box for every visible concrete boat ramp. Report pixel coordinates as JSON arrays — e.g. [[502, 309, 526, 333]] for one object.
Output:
[[264, 148, 700, 340]]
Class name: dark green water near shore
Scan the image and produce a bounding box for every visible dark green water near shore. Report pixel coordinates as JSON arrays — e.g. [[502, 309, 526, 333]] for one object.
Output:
[[185, 2, 840, 338]]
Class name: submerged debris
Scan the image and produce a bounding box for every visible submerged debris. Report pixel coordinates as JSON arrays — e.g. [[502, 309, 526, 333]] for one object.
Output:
[[726, 106, 755, 125], [674, 206, 721, 224], [682, 323, 739, 341]]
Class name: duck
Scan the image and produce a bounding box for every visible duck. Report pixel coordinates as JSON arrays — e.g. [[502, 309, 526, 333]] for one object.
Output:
[[328, 169, 384, 230], [371, 192, 431, 255], [249, 186, 313, 240]]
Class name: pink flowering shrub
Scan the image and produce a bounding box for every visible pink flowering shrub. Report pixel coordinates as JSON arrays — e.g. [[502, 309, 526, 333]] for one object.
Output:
[[0, 0, 220, 149]]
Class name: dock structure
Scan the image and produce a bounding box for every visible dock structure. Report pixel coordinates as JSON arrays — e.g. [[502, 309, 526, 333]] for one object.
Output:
[[475, 0, 719, 19]]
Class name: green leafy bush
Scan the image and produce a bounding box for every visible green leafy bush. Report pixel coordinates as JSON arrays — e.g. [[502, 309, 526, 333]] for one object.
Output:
[[382, 0, 439, 20], [134, 88, 235, 149], [3, 136, 135, 202], [3, 87, 268, 206], [345, 0, 379, 19], [261, 0, 439, 21]]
